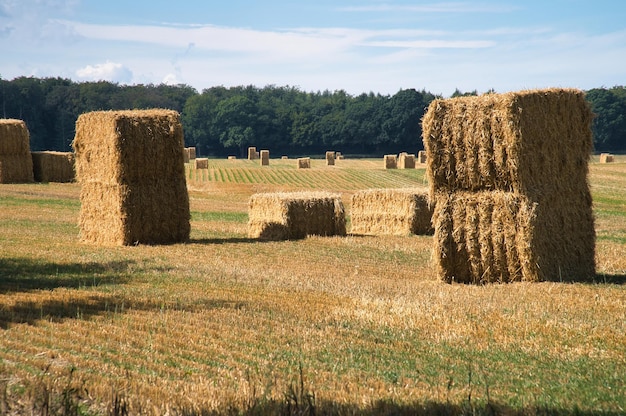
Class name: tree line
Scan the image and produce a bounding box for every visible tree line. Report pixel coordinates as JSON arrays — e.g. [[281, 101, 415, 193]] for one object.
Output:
[[1, 76, 624, 156]]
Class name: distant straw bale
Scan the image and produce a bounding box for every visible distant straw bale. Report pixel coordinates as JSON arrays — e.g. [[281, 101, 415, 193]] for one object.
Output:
[[297, 157, 311, 169], [281, 155, 289, 160], [384, 154, 397, 169], [248, 147, 258, 160], [260, 150, 270, 166], [599, 153, 614, 163], [326, 151, 335, 166], [228, 155, 236, 160], [398, 153, 416, 169], [0, 119, 34, 183], [72, 109, 190, 246], [350, 188, 433, 236], [423, 88, 595, 283], [183, 147, 196, 162], [248, 191, 346, 240], [31, 151, 75, 183], [195, 158, 209, 169], [417, 150, 427, 164]]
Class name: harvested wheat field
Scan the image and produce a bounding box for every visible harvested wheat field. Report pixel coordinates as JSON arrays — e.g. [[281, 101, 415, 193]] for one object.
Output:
[[0, 157, 625, 415]]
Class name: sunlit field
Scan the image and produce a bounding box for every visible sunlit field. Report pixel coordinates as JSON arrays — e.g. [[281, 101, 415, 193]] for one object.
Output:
[[1, 157, 625, 415]]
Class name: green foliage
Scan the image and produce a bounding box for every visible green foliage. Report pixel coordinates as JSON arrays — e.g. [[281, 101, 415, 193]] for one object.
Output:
[[2, 75, 626, 155]]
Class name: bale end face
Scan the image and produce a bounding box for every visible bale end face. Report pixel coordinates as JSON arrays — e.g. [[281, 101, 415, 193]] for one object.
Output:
[[0, 119, 34, 183]]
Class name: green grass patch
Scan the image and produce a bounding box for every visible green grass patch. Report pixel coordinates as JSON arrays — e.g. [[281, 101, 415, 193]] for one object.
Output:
[[191, 211, 248, 223]]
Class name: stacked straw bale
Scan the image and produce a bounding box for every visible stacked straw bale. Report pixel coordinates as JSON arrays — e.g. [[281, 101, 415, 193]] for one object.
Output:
[[248, 147, 258, 160], [31, 151, 75, 183], [384, 154, 397, 169], [350, 188, 433, 236], [260, 150, 270, 166], [423, 88, 595, 283], [0, 119, 34, 183], [398, 153, 416, 169], [599, 153, 614, 163], [195, 158, 209, 169], [248, 191, 346, 240], [326, 151, 335, 166], [73, 109, 190, 246], [183, 147, 196, 163], [297, 157, 311, 169]]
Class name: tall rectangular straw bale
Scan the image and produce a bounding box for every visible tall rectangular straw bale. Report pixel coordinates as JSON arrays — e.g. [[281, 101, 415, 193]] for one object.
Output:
[[260, 150, 270, 166], [0, 119, 34, 183], [31, 151, 75, 182], [248, 147, 258, 160], [599, 153, 614, 163], [423, 89, 595, 283], [72, 109, 190, 246], [350, 188, 433, 236], [183, 147, 196, 162], [417, 150, 427, 164], [326, 151, 335, 166], [384, 154, 397, 169], [398, 153, 416, 169], [248, 192, 346, 240], [195, 158, 209, 169], [297, 157, 311, 169]]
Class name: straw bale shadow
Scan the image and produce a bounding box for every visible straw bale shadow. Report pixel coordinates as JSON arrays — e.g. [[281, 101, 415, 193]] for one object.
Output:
[[189, 237, 269, 245], [0, 257, 133, 293], [593, 273, 626, 285]]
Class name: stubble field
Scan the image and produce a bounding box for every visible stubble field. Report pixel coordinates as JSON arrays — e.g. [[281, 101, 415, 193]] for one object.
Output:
[[0, 157, 625, 415]]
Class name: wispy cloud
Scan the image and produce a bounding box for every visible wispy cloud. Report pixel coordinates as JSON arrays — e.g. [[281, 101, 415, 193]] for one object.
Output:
[[76, 61, 133, 83], [336, 2, 520, 13]]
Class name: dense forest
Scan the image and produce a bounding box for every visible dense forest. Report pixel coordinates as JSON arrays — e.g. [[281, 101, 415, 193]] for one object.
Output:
[[1, 76, 625, 156]]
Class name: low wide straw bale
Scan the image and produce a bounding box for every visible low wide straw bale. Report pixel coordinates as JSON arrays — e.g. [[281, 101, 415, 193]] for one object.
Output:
[[326, 151, 335, 166], [384, 154, 397, 169], [195, 158, 209, 169], [31, 151, 75, 182], [72, 109, 190, 246], [0, 119, 34, 183], [297, 157, 311, 169], [350, 188, 433, 236], [248, 146, 258, 160], [248, 191, 346, 240], [599, 153, 614, 163], [260, 150, 270, 166], [398, 153, 416, 169], [423, 88, 595, 283]]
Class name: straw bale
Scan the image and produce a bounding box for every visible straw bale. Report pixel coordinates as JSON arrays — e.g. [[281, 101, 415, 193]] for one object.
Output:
[[248, 147, 257, 160], [195, 158, 209, 169], [326, 151, 335, 166], [350, 188, 433, 236], [384, 154, 397, 169], [31, 151, 75, 183], [432, 190, 594, 283], [228, 155, 236, 160], [183, 147, 196, 162], [422, 88, 593, 199], [424, 89, 595, 283], [0, 119, 34, 183], [260, 150, 270, 166], [248, 191, 346, 240], [398, 153, 416, 169], [417, 150, 427, 164], [297, 157, 311, 169], [72, 109, 190, 245], [281, 156, 289, 160], [599, 153, 614, 163]]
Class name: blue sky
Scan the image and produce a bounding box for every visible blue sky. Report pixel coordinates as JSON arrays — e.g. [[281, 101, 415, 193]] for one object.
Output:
[[1, 1, 625, 96]]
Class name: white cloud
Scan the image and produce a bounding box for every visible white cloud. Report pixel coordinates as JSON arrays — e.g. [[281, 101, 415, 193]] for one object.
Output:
[[162, 73, 179, 85], [76, 61, 133, 83]]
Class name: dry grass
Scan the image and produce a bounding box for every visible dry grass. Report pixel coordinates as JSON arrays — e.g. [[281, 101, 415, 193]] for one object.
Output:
[[0, 159, 625, 415]]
